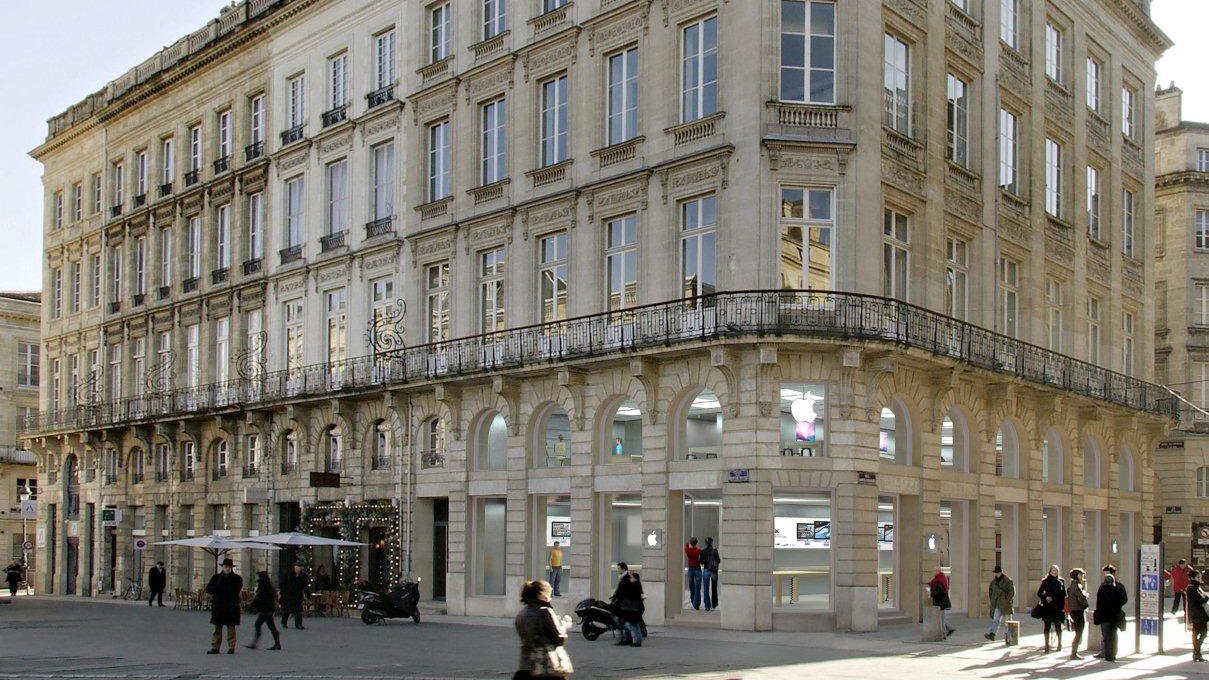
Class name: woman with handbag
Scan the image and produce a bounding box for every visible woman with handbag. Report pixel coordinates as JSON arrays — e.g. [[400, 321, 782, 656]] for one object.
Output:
[[1186, 570, 1209, 662], [1035, 565, 1066, 652], [514, 580, 574, 680], [928, 566, 955, 639], [1065, 568, 1089, 660]]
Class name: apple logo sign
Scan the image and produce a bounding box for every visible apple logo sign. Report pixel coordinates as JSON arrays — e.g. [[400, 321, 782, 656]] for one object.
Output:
[[925, 533, 938, 552], [646, 531, 659, 548]]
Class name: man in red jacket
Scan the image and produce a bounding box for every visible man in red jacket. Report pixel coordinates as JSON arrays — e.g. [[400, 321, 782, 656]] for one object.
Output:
[[685, 537, 703, 610], [1166, 558, 1197, 615]]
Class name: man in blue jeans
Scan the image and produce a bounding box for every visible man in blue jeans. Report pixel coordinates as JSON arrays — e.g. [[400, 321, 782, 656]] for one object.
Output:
[[700, 537, 721, 611], [685, 537, 703, 610]]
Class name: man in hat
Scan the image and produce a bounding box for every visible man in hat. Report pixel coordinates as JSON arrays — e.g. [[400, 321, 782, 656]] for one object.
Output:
[[1187, 569, 1209, 662], [1093, 564, 1128, 662], [984, 565, 1015, 641], [206, 558, 243, 654]]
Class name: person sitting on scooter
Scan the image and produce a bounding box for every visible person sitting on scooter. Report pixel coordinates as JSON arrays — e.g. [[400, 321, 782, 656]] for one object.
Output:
[[610, 562, 645, 647]]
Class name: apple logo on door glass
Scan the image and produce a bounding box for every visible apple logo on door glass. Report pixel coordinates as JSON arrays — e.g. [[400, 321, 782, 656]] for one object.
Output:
[[646, 531, 659, 548]]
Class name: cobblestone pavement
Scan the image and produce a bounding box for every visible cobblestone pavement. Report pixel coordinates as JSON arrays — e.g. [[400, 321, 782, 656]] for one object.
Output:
[[0, 596, 1205, 679]]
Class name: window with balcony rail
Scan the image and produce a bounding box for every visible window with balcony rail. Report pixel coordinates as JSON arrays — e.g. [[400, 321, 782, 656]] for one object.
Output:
[[159, 182, 173, 198], [367, 85, 395, 109], [366, 216, 394, 239], [184, 169, 200, 187], [322, 105, 348, 127], [213, 156, 231, 174], [281, 125, 305, 145], [243, 258, 263, 275], [320, 230, 347, 252], [280, 245, 303, 264], [211, 268, 229, 285], [245, 141, 264, 161]]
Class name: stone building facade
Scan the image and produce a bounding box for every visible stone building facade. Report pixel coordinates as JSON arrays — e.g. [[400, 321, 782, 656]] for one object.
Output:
[[24, 0, 1173, 631], [0, 292, 40, 572]]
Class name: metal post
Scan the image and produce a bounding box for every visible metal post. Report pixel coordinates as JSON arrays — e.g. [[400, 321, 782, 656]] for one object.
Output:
[[1159, 542, 1165, 655], [1137, 547, 1142, 655]]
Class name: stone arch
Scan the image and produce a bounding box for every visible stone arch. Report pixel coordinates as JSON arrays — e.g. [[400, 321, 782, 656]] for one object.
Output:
[[1082, 436, 1104, 488], [940, 405, 972, 471], [1042, 426, 1066, 484], [527, 399, 573, 468], [878, 395, 918, 466], [1118, 445, 1136, 493], [356, 399, 401, 471], [206, 436, 230, 479], [468, 407, 509, 471], [994, 418, 1023, 478], [668, 382, 726, 462], [313, 422, 344, 474], [414, 413, 448, 469], [596, 393, 645, 464], [63, 453, 81, 517]]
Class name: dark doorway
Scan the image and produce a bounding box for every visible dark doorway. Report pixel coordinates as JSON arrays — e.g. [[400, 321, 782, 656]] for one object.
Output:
[[65, 538, 79, 595], [277, 502, 302, 585], [433, 499, 448, 600], [86, 504, 95, 595], [366, 527, 388, 591], [107, 529, 117, 593]]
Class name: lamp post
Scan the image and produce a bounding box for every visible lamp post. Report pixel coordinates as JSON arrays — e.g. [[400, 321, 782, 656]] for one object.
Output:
[[18, 484, 30, 595]]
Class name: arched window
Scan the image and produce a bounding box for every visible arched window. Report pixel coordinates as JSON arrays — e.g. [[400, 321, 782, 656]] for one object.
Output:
[[477, 412, 508, 470], [1119, 447, 1135, 492], [181, 440, 196, 481], [1042, 430, 1064, 484], [214, 440, 229, 479], [779, 383, 827, 457], [325, 426, 342, 474], [995, 422, 1019, 478], [1198, 466, 1209, 498], [538, 405, 571, 468], [681, 388, 722, 460], [244, 435, 260, 477], [131, 447, 145, 483], [420, 417, 446, 469], [940, 410, 968, 470], [103, 448, 118, 485], [606, 398, 643, 464], [281, 431, 297, 475], [1082, 441, 1100, 488], [880, 399, 912, 465], [373, 420, 391, 471]]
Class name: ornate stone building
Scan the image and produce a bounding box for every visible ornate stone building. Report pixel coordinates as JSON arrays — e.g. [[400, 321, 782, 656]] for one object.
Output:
[[24, 0, 1173, 631], [0, 292, 39, 573]]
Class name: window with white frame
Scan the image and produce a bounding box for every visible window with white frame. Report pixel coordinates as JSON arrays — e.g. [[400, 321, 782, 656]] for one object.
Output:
[[70, 262, 80, 312], [483, 0, 505, 40], [161, 138, 174, 185], [136, 151, 148, 195], [779, 1, 836, 104], [1044, 22, 1062, 82], [134, 236, 146, 295], [91, 173, 102, 214], [376, 30, 396, 90], [284, 299, 304, 374], [946, 73, 969, 167], [90, 253, 101, 308], [67, 354, 79, 407], [1198, 209, 1209, 251], [112, 162, 124, 207], [778, 187, 835, 290], [286, 176, 305, 247], [131, 337, 146, 398], [72, 183, 82, 222], [479, 247, 506, 332], [1199, 466, 1209, 498], [248, 192, 263, 259], [282, 432, 297, 474], [1086, 56, 1101, 112], [1197, 283, 1209, 326], [325, 287, 347, 367], [540, 74, 569, 167], [51, 268, 61, 318], [374, 422, 391, 470], [215, 316, 229, 384], [680, 195, 717, 299], [428, 120, 451, 201], [481, 99, 506, 185], [1122, 310, 1135, 376], [370, 277, 394, 340], [1122, 85, 1136, 138], [606, 215, 638, 311], [188, 126, 201, 171], [1197, 363, 1209, 410], [681, 16, 718, 122], [216, 204, 230, 269], [425, 262, 450, 342], [250, 95, 264, 144], [542, 0, 567, 11], [945, 237, 968, 320], [51, 358, 61, 410], [1199, 149, 1209, 172], [883, 209, 909, 301], [1045, 138, 1062, 217], [218, 110, 231, 159], [245, 309, 263, 380], [998, 108, 1018, 193], [108, 246, 121, 303], [185, 324, 199, 389], [431, 3, 451, 63], [182, 441, 196, 478], [17, 342, 38, 388], [160, 227, 172, 285], [372, 143, 395, 220], [540, 232, 569, 322], [1000, 0, 1018, 48], [187, 216, 201, 278], [108, 344, 122, 401], [246, 434, 260, 473], [326, 160, 348, 235], [884, 34, 911, 134], [288, 75, 306, 128], [1086, 165, 1100, 239], [326, 429, 342, 474], [607, 47, 639, 145], [1086, 297, 1101, 365], [1122, 189, 1136, 257], [328, 52, 347, 110], [216, 440, 229, 478], [52, 190, 63, 229], [1045, 278, 1064, 352]]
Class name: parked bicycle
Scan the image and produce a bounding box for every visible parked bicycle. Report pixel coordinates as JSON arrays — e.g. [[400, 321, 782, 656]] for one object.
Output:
[[121, 576, 143, 601]]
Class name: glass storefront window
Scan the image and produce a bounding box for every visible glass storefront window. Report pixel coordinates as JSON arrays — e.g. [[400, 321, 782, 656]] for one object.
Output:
[[779, 383, 826, 457], [606, 399, 643, 463], [608, 494, 643, 589], [682, 389, 722, 460], [476, 498, 507, 595], [478, 412, 508, 470], [540, 496, 572, 594], [878, 496, 897, 609], [682, 490, 721, 609], [538, 406, 571, 468], [772, 492, 832, 611]]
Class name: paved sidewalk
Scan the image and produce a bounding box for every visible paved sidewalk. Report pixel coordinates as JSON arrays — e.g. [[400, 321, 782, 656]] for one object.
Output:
[[0, 596, 1205, 679]]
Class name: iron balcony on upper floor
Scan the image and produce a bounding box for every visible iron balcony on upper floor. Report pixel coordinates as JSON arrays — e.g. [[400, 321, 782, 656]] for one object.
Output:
[[366, 85, 394, 110], [19, 291, 1179, 437], [245, 141, 264, 162]]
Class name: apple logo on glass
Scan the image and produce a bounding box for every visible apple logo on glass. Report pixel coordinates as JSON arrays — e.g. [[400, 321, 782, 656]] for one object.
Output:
[[926, 533, 938, 552], [646, 531, 659, 548]]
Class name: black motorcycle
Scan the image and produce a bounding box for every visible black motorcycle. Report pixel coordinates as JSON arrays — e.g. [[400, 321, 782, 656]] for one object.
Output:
[[358, 578, 422, 625], [574, 598, 619, 641]]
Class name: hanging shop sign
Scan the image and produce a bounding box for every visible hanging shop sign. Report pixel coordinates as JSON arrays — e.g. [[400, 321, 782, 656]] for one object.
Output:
[[309, 472, 341, 488]]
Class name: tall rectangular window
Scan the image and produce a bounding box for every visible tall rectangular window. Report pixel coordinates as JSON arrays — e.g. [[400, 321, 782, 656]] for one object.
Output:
[[542, 0, 567, 11], [288, 75, 306, 128], [998, 109, 1018, 193], [1122, 86, 1136, 138], [431, 3, 451, 63], [90, 253, 101, 308], [189, 126, 202, 171], [375, 30, 397, 89], [945, 237, 968, 320], [539, 232, 569, 322], [481, 99, 506, 185], [425, 262, 450, 342], [1122, 189, 1136, 257], [1000, 0, 1017, 48], [284, 300, 305, 374], [52, 268, 62, 318], [428, 120, 451, 201], [132, 337, 146, 398], [216, 204, 231, 269], [779, 1, 836, 104], [51, 358, 61, 410], [136, 151, 148, 195], [370, 278, 395, 337], [70, 261, 81, 312], [1086, 297, 1101, 365], [540, 75, 569, 167], [681, 16, 718, 122], [1045, 23, 1062, 82], [372, 143, 395, 220], [160, 227, 172, 286], [326, 160, 348, 235], [882, 209, 909, 301], [607, 48, 639, 145], [1199, 149, 1209, 172], [91, 173, 102, 214], [1122, 311, 1135, 376], [108, 245, 121, 303], [606, 216, 638, 310], [187, 216, 201, 278], [1045, 278, 1064, 352], [680, 196, 717, 299], [483, 0, 505, 39], [17, 343, 38, 388], [185, 324, 200, 388], [1198, 283, 1209, 326], [72, 183, 82, 222], [155, 331, 170, 392], [248, 193, 263, 259], [325, 288, 347, 366], [328, 53, 348, 110], [245, 309, 264, 380], [218, 111, 231, 159], [134, 236, 146, 295], [286, 177, 305, 247], [161, 138, 174, 185], [1086, 165, 1100, 239], [479, 247, 506, 332], [52, 191, 63, 229], [883, 34, 911, 134], [108, 344, 122, 401], [1086, 57, 1101, 112], [1045, 138, 1062, 217], [946, 73, 969, 167], [778, 187, 835, 290], [1198, 209, 1209, 251], [112, 162, 124, 207], [250, 95, 264, 145]]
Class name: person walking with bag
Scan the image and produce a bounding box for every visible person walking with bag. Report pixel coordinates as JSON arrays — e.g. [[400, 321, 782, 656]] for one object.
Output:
[[700, 537, 720, 612], [1066, 568, 1089, 660], [513, 580, 573, 680], [205, 558, 243, 654], [1186, 570, 1209, 662], [929, 565, 955, 639], [984, 565, 1015, 642], [1092, 565, 1128, 663], [244, 570, 282, 651], [1035, 565, 1066, 652]]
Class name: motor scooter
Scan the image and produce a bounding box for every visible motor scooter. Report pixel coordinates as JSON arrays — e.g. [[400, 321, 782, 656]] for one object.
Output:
[[574, 598, 618, 641], [358, 578, 422, 625]]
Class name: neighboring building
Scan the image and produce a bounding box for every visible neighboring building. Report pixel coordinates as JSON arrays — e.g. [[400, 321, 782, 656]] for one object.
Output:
[[23, 0, 1173, 631], [0, 292, 40, 576]]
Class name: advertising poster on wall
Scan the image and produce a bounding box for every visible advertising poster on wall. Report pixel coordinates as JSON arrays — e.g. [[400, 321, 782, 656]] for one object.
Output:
[[1193, 523, 1209, 566], [775, 517, 829, 548], [546, 517, 571, 547]]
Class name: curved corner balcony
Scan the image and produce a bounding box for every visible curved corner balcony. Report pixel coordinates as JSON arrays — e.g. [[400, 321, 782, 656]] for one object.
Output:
[[20, 290, 1177, 436]]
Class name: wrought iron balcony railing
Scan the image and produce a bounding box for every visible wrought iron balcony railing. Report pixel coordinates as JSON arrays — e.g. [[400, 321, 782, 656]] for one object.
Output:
[[211, 267, 229, 285], [367, 85, 395, 109], [132, 292, 145, 306], [132, 193, 147, 208], [159, 182, 173, 198], [245, 141, 264, 161], [213, 156, 231, 174], [242, 258, 263, 275], [184, 168, 200, 187], [182, 277, 199, 293], [17, 291, 1179, 436], [108, 301, 121, 314], [320, 230, 347, 252], [158, 285, 171, 300], [280, 125, 304, 145], [109, 204, 123, 218], [322, 105, 348, 127], [279, 245, 303, 264], [365, 216, 394, 239]]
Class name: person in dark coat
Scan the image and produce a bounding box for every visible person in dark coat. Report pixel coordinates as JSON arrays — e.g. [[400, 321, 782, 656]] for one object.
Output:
[[700, 538, 721, 611], [610, 562, 645, 647], [1066, 568, 1090, 660], [929, 566, 955, 638], [1036, 565, 1066, 652], [280, 563, 311, 629], [1186, 570, 1209, 662], [513, 580, 573, 679], [1092, 565, 1128, 662], [147, 561, 167, 607], [206, 558, 243, 654], [5, 563, 21, 597], [245, 570, 282, 651]]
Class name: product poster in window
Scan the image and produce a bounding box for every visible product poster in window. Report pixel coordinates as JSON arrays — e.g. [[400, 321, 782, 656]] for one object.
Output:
[[775, 517, 830, 548], [550, 521, 571, 540]]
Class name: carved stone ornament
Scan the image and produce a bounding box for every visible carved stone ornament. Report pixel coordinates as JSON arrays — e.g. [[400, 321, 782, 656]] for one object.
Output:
[[317, 131, 353, 157], [412, 82, 459, 125], [362, 249, 398, 273], [587, 176, 649, 223], [663, 0, 725, 27], [317, 265, 349, 286], [881, 157, 924, 197], [943, 187, 981, 225], [362, 113, 400, 141], [276, 147, 309, 173], [465, 61, 515, 104], [276, 275, 306, 296], [588, 3, 650, 56], [522, 196, 577, 238], [659, 150, 732, 203], [522, 32, 579, 83], [465, 217, 514, 254]]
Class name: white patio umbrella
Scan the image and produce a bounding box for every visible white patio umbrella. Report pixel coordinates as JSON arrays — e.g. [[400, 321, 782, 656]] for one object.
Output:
[[252, 531, 366, 547], [152, 534, 283, 560]]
